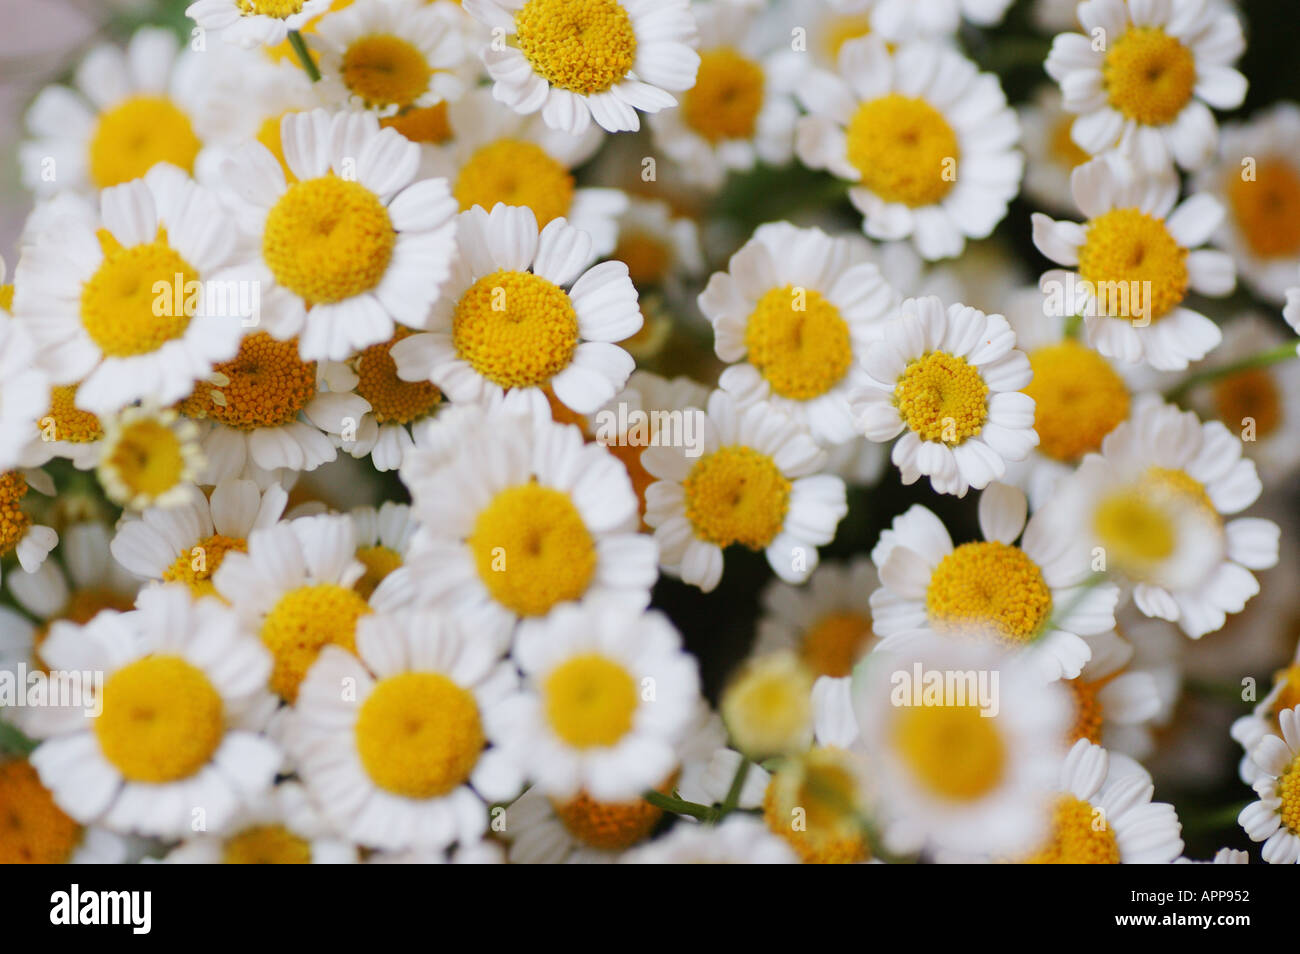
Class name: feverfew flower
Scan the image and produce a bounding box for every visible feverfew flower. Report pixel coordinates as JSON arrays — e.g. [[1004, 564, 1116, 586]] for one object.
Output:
[[187, 0, 334, 49], [1239, 707, 1300, 863]]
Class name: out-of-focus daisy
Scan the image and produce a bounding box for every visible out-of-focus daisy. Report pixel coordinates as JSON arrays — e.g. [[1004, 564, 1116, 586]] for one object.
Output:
[[217, 108, 459, 361], [1019, 86, 1099, 214], [27, 585, 279, 839], [1232, 644, 1300, 785], [0, 470, 58, 590], [489, 602, 701, 801], [0, 758, 130, 864], [96, 405, 204, 511], [21, 384, 105, 472], [1044, 0, 1246, 173], [391, 204, 641, 416], [643, 388, 848, 592], [1062, 627, 1169, 762], [760, 745, 875, 864], [700, 222, 896, 446], [796, 37, 1022, 260], [851, 295, 1038, 498], [721, 651, 817, 759], [0, 286, 49, 472], [1032, 154, 1235, 370], [187, 0, 334, 48], [621, 815, 798, 863], [289, 608, 522, 852], [347, 501, 416, 600], [1239, 706, 1300, 863], [464, 0, 700, 134], [607, 196, 704, 298]]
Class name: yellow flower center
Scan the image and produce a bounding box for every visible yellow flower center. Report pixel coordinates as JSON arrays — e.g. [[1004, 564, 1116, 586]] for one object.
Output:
[[1078, 208, 1188, 322], [1024, 341, 1130, 462], [745, 286, 852, 401], [454, 139, 574, 227], [1049, 115, 1092, 168], [894, 351, 989, 444], [353, 544, 403, 600], [42, 385, 103, 443], [260, 582, 370, 701], [179, 332, 318, 431], [163, 533, 248, 598], [1268, 664, 1300, 729], [549, 777, 672, 851], [926, 542, 1053, 643], [682, 48, 765, 144], [543, 653, 638, 748], [381, 102, 453, 144], [80, 229, 196, 358], [846, 94, 959, 207], [612, 231, 671, 287], [101, 415, 188, 503], [683, 446, 791, 550], [1092, 466, 1219, 578], [468, 483, 597, 617], [1226, 158, 1300, 258], [720, 653, 814, 757], [892, 703, 1005, 802], [1279, 754, 1300, 835], [94, 655, 224, 783], [355, 672, 485, 798], [801, 611, 874, 679], [0, 761, 83, 864], [822, 14, 872, 63], [0, 471, 32, 558], [762, 748, 869, 864], [515, 0, 637, 96], [222, 824, 313, 864], [238, 0, 306, 17], [340, 35, 432, 110], [452, 269, 579, 390], [263, 176, 395, 306], [1212, 366, 1282, 439], [1104, 27, 1196, 127], [354, 328, 441, 425], [1066, 670, 1121, 745], [1024, 795, 1122, 864], [87, 95, 201, 189]]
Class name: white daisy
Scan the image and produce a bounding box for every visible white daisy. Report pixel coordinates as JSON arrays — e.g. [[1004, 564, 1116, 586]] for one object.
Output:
[[96, 405, 205, 512], [1239, 706, 1300, 863], [346, 501, 416, 600], [0, 282, 49, 473], [754, 744, 877, 864], [607, 196, 705, 298], [621, 815, 798, 863], [1231, 644, 1300, 785], [1062, 625, 1172, 762], [187, 0, 334, 49]]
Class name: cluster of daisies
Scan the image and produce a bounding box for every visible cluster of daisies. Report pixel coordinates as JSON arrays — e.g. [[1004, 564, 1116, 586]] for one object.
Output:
[[0, 0, 1298, 865]]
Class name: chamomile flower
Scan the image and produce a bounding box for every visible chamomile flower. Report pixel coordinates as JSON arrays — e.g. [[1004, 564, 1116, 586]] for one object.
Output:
[[1032, 154, 1235, 371], [1232, 647, 1300, 785], [186, 0, 334, 49], [21, 384, 105, 472], [1239, 706, 1300, 863], [795, 37, 1022, 260], [217, 107, 459, 361], [0, 292, 49, 472], [27, 584, 280, 839], [14, 165, 249, 415], [488, 602, 701, 801], [346, 502, 416, 600], [700, 222, 897, 446], [1062, 627, 1170, 762], [870, 483, 1119, 681], [851, 295, 1038, 498], [465, 0, 700, 135], [96, 405, 204, 511], [1019, 86, 1099, 214], [0, 758, 130, 864], [642, 388, 849, 593], [760, 745, 876, 864], [391, 203, 642, 416], [622, 815, 798, 863], [608, 196, 704, 298], [0, 470, 58, 589], [1044, 0, 1246, 173], [288, 608, 522, 852]]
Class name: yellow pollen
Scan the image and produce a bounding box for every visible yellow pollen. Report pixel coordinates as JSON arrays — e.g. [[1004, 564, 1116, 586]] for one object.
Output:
[[381, 102, 453, 144], [846, 94, 960, 207], [179, 332, 318, 431], [87, 95, 201, 189], [454, 139, 574, 226], [354, 328, 441, 424], [468, 483, 597, 617], [80, 230, 195, 358], [682, 48, 765, 143], [1279, 754, 1300, 835], [0, 284, 13, 311], [684, 446, 790, 550], [263, 175, 395, 306], [1049, 115, 1092, 168], [822, 14, 872, 62], [452, 269, 579, 390], [720, 653, 815, 758], [238, 0, 307, 17], [801, 611, 874, 679], [926, 541, 1053, 643], [1104, 27, 1196, 127], [762, 748, 869, 864], [222, 824, 312, 864], [260, 582, 370, 701], [41, 385, 103, 443], [1024, 341, 1130, 462], [1227, 158, 1300, 258], [102, 416, 187, 501], [1212, 366, 1282, 439], [612, 232, 671, 287], [340, 34, 431, 109], [745, 286, 852, 401], [353, 544, 403, 600], [894, 351, 989, 444], [355, 672, 484, 798], [0, 471, 32, 558], [1078, 208, 1188, 322], [515, 0, 637, 96], [549, 776, 672, 851], [1024, 795, 1121, 864], [544, 653, 638, 748], [0, 761, 83, 864], [163, 533, 248, 598], [1066, 671, 1121, 745], [893, 703, 1005, 801], [94, 655, 224, 783]]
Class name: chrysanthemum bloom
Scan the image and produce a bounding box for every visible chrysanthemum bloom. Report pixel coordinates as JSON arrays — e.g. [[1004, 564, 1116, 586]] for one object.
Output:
[[464, 0, 700, 134], [14, 165, 249, 415], [1232, 644, 1300, 785], [796, 37, 1022, 260], [289, 609, 523, 851], [0, 469, 58, 590], [96, 405, 204, 512], [1061, 624, 1172, 762], [26, 585, 279, 839], [623, 815, 798, 864], [699, 222, 896, 447], [760, 745, 876, 864], [1045, 0, 1246, 173], [851, 296, 1038, 497], [0, 758, 130, 864], [217, 107, 459, 361], [1033, 154, 1235, 370], [346, 502, 415, 600], [187, 0, 333, 48], [1239, 706, 1300, 863], [607, 197, 704, 298], [643, 388, 848, 593], [392, 204, 641, 416]]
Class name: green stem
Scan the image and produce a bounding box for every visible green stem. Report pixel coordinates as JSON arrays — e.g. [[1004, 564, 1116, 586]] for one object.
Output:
[[1166, 341, 1298, 402], [287, 29, 320, 83], [717, 757, 751, 819], [642, 790, 717, 822]]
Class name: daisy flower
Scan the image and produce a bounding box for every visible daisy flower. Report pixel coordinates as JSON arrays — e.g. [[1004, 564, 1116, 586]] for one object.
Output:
[[1019, 86, 1100, 214], [1231, 644, 1300, 785], [1032, 154, 1235, 371], [488, 602, 701, 801], [0, 758, 130, 864], [96, 405, 205, 512], [288, 608, 523, 852], [21, 384, 105, 472], [622, 815, 798, 864], [500, 783, 669, 863], [186, 0, 334, 49], [464, 0, 700, 135], [870, 483, 1119, 681], [216, 107, 459, 362], [721, 651, 817, 758], [851, 295, 1038, 498], [1044, 0, 1246, 173], [347, 501, 416, 600], [699, 221, 897, 447], [795, 37, 1022, 260], [1239, 706, 1300, 863], [758, 745, 876, 864], [1062, 625, 1172, 762], [26, 585, 279, 839], [0, 286, 49, 472], [607, 196, 704, 298], [0, 469, 58, 590], [391, 203, 642, 416], [642, 388, 848, 593], [14, 165, 249, 415]]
